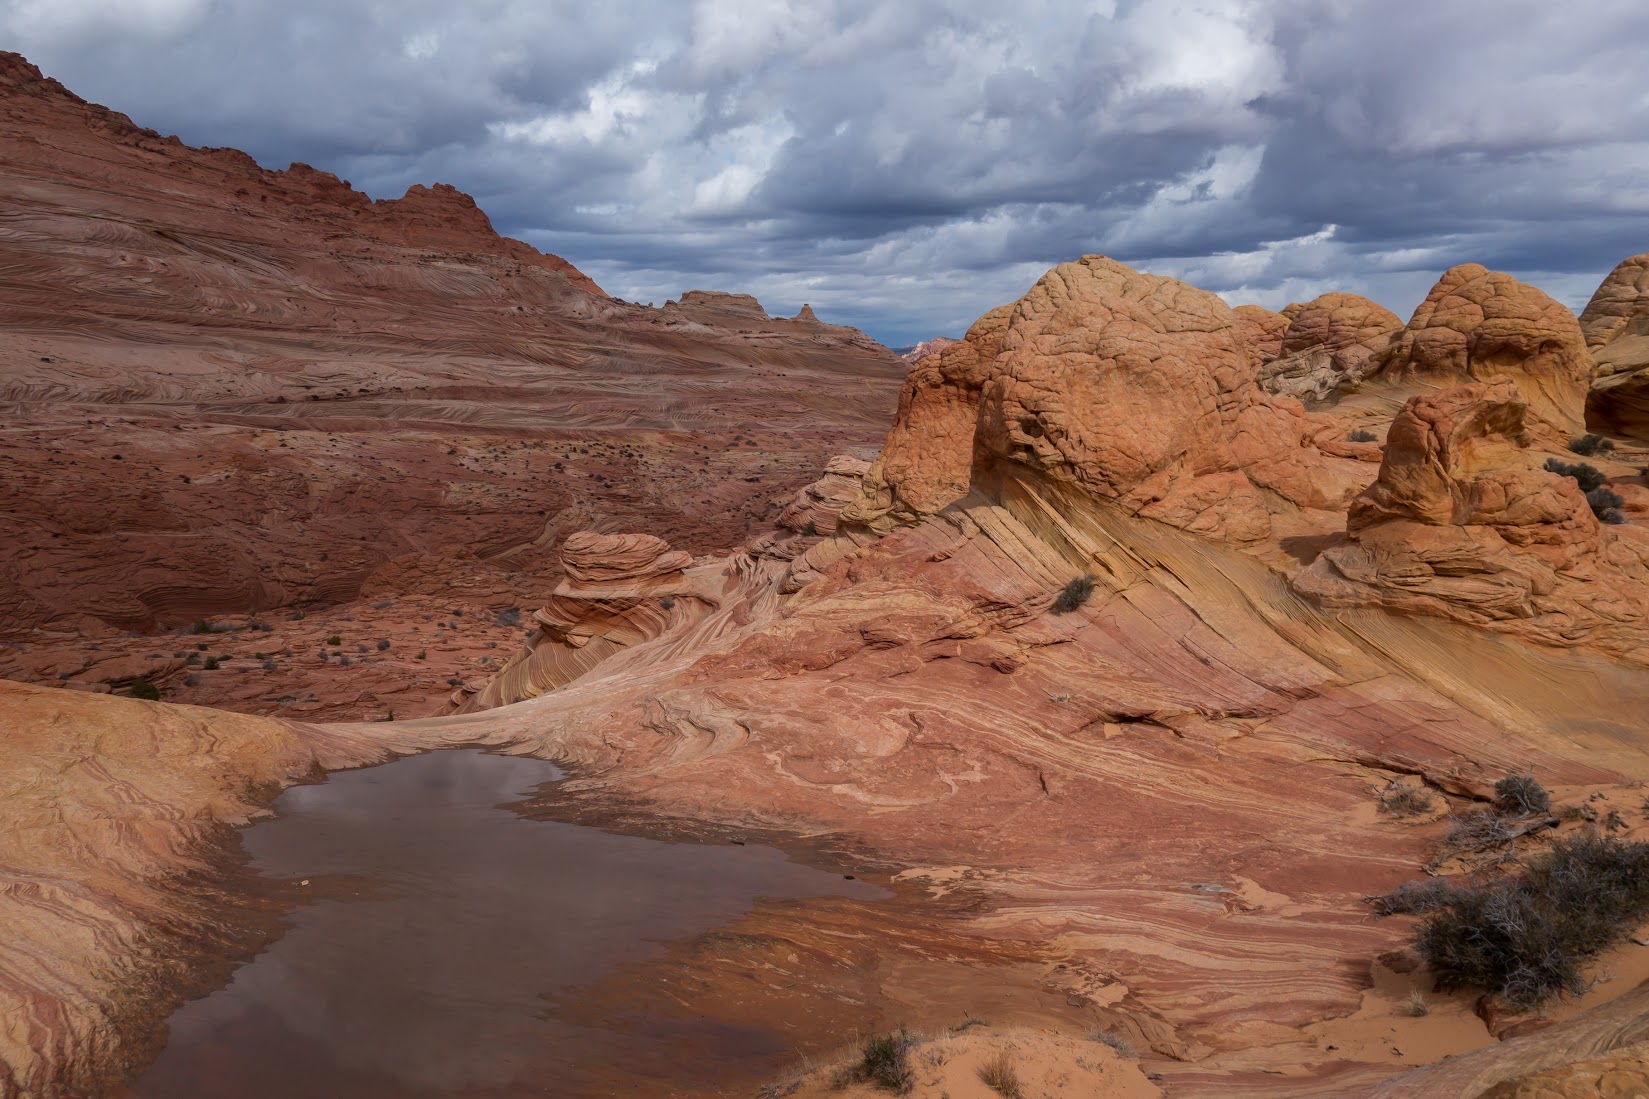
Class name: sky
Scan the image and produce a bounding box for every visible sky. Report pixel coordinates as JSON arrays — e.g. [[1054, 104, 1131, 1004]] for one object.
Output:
[[5, 0, 1648, 347]]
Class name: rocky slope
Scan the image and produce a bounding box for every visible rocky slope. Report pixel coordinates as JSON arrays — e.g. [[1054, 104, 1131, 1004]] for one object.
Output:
[[8, 248, 1649, 1098], [0, 52, 903, 648]]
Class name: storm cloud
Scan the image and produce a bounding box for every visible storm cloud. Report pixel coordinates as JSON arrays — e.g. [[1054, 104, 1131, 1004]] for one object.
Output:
[[6, 0, 1647, 345]]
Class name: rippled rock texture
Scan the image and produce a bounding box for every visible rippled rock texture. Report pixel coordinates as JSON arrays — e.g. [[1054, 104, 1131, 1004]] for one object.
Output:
[[1582, 252, 1649, 438], [1377, 264, 1593, 439]]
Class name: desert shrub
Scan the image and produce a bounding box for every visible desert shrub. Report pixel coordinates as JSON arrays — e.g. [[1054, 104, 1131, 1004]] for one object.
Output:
[[338, 654, 351, 666], [261, 659, 277, 672], [1401, 990, 1430, 1017], [659, 596, 676, 610], [191, 618, 211, 634], [801, 519, 819, 536], [852, 1028, 914, 1092], [1445, 809, 1516, 849], [325, 634, 342, 646], [1052, 574, 1096, 613], [1380, 783, 1435, 818], [1570, 433, 1614, 456], [1348, 428, 1379, 443], [494, 608, 521, 627], [128, 676, 161, 701], [977, 1049, 1022, 1098], [376, 638, 391, 651], [1544, 458, 1605, 493], [1586, 487, 1627, 524], [202, 656, 219, 671], [1413, 831, 1649, 1008], [416, 650, 427, 660], [184, 673, 201, 687], [1495, 774, 1552, 817], [1089, 1031, 1137, 1057], [1369, 877, 1462, 917]]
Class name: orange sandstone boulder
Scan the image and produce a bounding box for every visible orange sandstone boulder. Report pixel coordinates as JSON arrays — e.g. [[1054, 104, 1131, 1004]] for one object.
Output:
[[559, 532, 693, 585], [1233, 303, 1291, 365], [1378, 264, 1593, 437], [1580, 252, 1649, 437], [1296, 380, 1649, 657], [848, 256, 1359, 543], [1261, 292, 1402, 402]]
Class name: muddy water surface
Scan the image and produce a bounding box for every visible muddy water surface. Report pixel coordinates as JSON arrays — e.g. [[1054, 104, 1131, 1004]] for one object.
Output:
[[128, 749, 885, 1098]]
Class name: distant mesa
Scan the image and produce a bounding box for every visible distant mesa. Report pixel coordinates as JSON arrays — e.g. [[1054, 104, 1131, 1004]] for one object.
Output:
[[677, 290, 769, 315]]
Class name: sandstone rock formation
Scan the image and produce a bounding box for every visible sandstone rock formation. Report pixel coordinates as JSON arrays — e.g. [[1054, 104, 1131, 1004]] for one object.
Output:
[[446, 530, 701, 713], [898, 336, 961, 365], [846, 256, 1367, 542], [0, 50, 903, 642], [1233, 303, 1290, 364], [1296, 380, 1649, 658], [1378, 264, 1594, 437], [13, 445, 1646, 1096], [7, 51, 1649, 1099], [1580, 252, 1649, 437], [1259, 292, 1403, 402]]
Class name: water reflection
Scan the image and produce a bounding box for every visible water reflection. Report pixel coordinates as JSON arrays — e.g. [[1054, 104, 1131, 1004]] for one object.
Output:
[[128, 749, 882, 1098]]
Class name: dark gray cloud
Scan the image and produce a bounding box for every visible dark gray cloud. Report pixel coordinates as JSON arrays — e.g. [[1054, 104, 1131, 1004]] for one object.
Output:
[[6, 0, 1647, 345]]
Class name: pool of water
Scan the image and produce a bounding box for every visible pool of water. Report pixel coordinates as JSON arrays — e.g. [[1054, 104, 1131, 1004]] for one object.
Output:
[[125, 749, 884, 1098]]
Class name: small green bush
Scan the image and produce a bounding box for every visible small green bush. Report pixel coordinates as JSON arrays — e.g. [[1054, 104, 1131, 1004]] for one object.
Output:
[[325, 634, 342, 646], [202, 656, 219, 671], [376, 638, 391, 651], [1570, 433, 1614, 457], [1052, 575, 1096, 614], [416, 650, 427, 660], [128, 676, 161, 701]]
